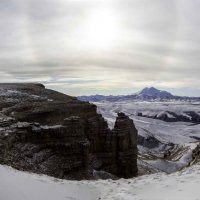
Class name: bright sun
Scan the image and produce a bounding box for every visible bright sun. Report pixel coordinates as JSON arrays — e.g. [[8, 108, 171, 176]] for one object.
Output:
[[79, 7, 120, 49]]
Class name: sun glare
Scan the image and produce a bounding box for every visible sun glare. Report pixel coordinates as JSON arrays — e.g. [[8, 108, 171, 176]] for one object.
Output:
[[80, 7, 120, 49]]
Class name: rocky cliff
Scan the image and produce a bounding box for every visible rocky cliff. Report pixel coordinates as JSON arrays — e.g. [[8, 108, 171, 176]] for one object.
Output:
[[0, 83, 138, 179]]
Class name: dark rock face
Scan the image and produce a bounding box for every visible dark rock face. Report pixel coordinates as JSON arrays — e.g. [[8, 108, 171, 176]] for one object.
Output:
[[113, 113, 138, 177], [138, 135, 161, 149], [0, 83, 138, 179], [88, 112, 138, 178]]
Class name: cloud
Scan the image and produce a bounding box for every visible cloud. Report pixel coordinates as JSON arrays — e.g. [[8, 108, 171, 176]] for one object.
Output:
[[0, 0, 199, 96]]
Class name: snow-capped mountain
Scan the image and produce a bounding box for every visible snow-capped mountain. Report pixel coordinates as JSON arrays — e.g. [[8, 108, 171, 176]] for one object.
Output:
[[134, 87, 174, 99], [78, 87, 200, 102]]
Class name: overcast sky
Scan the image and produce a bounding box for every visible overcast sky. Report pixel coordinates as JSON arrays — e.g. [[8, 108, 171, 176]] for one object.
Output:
[[0, 0, 200, 96]]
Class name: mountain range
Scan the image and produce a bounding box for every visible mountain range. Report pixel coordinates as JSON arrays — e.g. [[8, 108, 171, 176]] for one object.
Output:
[[78, 87, 200, 102]]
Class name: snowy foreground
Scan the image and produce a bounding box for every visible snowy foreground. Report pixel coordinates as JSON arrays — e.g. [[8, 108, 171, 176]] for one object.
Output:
[[1, 164, 200, 200]]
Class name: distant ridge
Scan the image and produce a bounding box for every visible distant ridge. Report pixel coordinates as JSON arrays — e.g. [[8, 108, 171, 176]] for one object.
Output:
[[78, 87, 200, 102]]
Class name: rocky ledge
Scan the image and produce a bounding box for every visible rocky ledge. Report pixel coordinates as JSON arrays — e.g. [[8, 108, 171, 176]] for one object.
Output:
[[0, 83, 138, 180]]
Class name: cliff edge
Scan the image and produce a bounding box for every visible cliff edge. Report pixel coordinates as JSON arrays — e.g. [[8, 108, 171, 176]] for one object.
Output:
[[0, 83, 138, 179]]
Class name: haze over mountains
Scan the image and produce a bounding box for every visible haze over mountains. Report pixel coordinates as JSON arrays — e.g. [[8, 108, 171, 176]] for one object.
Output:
[[78, 87, 200, 102]]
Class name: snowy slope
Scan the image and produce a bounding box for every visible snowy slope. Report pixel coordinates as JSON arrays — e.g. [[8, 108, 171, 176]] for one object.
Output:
[[1, 164, 200, 200], [95, 164, 200, 200], [95, 101, 200, 124], [0, 165, 98, 200], [96, 102, 200, 139], [95, 101, 200, 144]]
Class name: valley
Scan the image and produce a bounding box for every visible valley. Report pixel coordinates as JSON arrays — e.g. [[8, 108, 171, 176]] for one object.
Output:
[[94, 100, 200, 174]]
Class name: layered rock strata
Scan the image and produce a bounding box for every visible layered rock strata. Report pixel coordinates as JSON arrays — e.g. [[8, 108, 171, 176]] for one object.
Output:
[[0, 83, 138, 179]]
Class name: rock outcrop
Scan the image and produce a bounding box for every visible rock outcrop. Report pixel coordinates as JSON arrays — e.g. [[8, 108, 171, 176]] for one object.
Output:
[[113, 113, 138, 177], [0, 83, 138, 179]]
